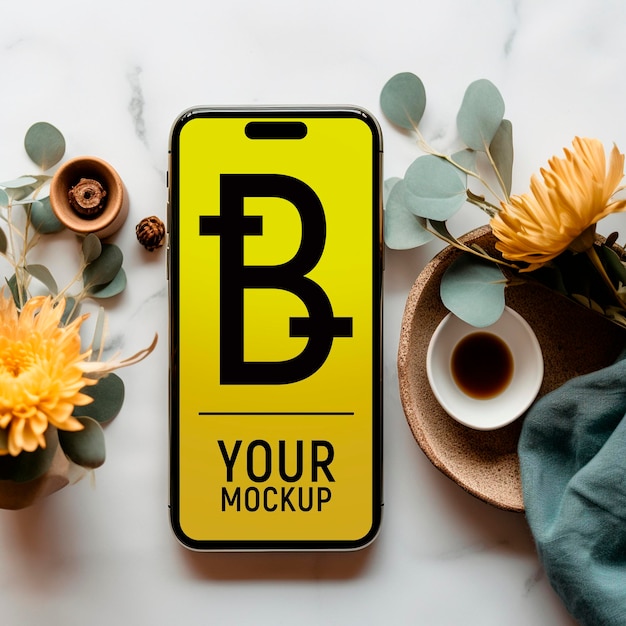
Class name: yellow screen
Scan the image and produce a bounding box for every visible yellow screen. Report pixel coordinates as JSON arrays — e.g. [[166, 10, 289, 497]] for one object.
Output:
[[170, 110, 381, 549]]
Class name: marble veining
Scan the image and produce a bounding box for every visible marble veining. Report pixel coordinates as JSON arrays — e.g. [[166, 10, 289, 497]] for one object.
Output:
[[127, 65, 148, 148]]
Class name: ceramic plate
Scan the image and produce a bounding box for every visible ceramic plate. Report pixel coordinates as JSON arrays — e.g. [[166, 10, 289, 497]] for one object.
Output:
[[397, 227, 626, 511]]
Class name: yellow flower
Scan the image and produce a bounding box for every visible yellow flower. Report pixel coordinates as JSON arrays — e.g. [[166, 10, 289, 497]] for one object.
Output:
[[490, 137, 626, 271], [0, 293, 96, 457]]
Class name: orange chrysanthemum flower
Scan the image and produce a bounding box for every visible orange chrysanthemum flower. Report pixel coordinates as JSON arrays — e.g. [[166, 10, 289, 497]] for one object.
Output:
[[490, 137, 626, 271], [0, 293, 96, 457]]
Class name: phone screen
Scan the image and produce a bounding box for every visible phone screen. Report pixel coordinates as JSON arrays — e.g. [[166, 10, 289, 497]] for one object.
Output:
[[169, 108, 382, 550]]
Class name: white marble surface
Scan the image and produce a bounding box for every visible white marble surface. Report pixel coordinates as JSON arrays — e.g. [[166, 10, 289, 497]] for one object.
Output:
[[2, 0, 625, 623]]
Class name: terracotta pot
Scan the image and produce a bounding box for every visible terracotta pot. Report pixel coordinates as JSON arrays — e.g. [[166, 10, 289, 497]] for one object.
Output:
[[49, 156, 129, 239]]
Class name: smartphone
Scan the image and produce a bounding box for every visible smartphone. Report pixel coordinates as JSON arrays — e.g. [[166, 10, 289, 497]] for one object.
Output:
[[168, 107, 383, 550]]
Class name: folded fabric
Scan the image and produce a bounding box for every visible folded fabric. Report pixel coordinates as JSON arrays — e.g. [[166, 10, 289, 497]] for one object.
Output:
[[519, 353, 626, 626]]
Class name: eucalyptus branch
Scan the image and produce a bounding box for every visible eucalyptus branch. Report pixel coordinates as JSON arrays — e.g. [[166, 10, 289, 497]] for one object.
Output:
[[412, 127, 506, 204], [424, 222, 517, 269]]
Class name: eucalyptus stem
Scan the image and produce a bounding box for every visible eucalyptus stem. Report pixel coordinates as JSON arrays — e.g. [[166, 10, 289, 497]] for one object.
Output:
[[5, 202, 26, 308], [424, 223, 517, 269], [55, 261, 88, 302], [445, 153, 504, 204], [484, 145, 510, 203], [63, 294, 85, 323]]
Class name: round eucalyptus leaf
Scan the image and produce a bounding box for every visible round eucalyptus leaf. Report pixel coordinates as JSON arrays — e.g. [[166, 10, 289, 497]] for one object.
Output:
[[383, 176, 401, 205], [384, 179, 433, 249], [0, 428, 59, 483], [456, 79, 505, 152], [88, 268, 127, 299], [380, 72, 426, 130], [26, 263, 58, 295], [451, 149, 478, 174], [73, 374, 125, 423], [29, 197, 65, 234], [0, 188, 9, 207], [58, 417, 106, 469], [82, 233, 102, 263], [83, 243, 123, 288], [404, 155, 467, 220], [24, 122, 66, 170], [490, 119, 514, 196], [440, 253, 506, 327]]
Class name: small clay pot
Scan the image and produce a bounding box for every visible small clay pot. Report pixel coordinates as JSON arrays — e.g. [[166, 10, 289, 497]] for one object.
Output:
[[50, 156, 129, 239]]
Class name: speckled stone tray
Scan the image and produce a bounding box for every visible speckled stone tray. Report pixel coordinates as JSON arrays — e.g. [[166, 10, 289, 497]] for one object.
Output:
[[397, 226, 626, 512]]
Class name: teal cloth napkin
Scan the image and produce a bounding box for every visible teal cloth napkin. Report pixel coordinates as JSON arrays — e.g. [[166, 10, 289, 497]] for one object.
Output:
[[519, 354, 626, 626]]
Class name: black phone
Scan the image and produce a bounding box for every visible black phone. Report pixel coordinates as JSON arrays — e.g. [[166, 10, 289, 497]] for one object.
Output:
[[168, 106, 383, 550]]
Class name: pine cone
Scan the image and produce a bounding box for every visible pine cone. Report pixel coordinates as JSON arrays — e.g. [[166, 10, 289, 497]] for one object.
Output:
[[135, 216, 165, 251]]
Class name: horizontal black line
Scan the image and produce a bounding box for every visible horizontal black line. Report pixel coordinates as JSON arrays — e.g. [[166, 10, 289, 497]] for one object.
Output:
[[198, 411, 355, 416]]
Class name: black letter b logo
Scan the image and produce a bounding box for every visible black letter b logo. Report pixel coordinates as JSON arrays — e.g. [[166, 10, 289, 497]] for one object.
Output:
[[200, 174, 352, 384]]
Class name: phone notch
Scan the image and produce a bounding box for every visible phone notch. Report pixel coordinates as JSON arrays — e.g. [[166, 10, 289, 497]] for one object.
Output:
[[245, 121, 308, 140]]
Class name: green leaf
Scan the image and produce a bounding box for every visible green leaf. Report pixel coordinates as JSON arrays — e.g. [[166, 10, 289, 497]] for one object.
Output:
[[383, 177, 401, 205], [598, 244, 626, 286], [29, 197, 65, 234], [6, 274, 27, 308], [73, 374, 125, 424], [0, 427, 59, 482], [26, 264, 58, 295], [404, 155, 467, 220], [61, 297, 80, 325], [490, 119, 514, 196], [451, 149, 478, 174], [83, 243, 123, 288], [384, 179, 433, 249], [0, 228, 7, 255], [82, 233, 102, 263], [429, 219, 457, 243], [380, 72, 426, 130], [1, 176, 38, 188], [1, 177, 39, 201], [24, 122, 66, 170], [88, 268, 127, 298], [0, 188, 9, 207], [58, 417, 106, 469], [456, 79, 505, 152], [440, 253, 506, 327]]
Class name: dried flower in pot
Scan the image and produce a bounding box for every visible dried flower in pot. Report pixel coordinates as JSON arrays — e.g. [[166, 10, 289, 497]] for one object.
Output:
[[49, 156, 129, 239]]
